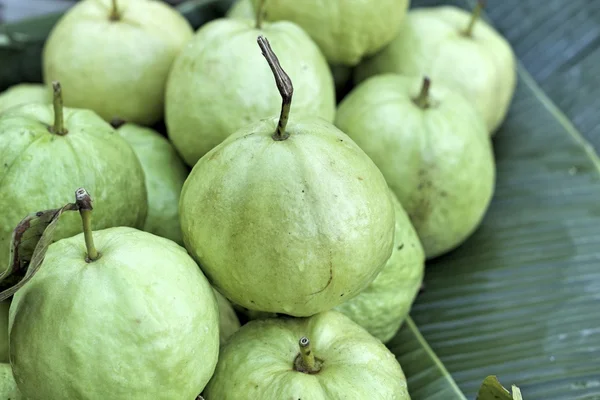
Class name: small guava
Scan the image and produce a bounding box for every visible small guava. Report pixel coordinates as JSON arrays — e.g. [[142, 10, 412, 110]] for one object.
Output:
[[335, 190, 425, 343], [203, 311, 410, 399], [251, 0, 410, 66], [117, 123, 188, 245], [226, 0, 254, 19], [336, 75, 495, 259], [179, 37, 395, 316], [43, 0, 193, 125], [214, 289, 241, 345], [165, 2, 335, 165], [0, 83, 147, 272], [355, 2, 516, 134], [9, 190, 219, 400], [0, 84, 50, 113]]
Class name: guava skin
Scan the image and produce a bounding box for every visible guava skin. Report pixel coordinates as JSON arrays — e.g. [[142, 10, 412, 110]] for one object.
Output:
[[335, 75, 495, 259], [0, 84, 50, 114], [180, 116, 395, 317], [204, 311, 410, 399], [165, 18, 335, 166], [42, 0, 193, 126], [226, 0, 254, 19], [354, 6, 517, 134], [214, 289, 241, 345], [117, 123, 188, 245], [335, 191, 424, 343], [0, 104, 147, 272], [9, 227, 220, 400], [251, 0, 410, 66], [0, 363, 21, 399], [0, 301, 9, 363]]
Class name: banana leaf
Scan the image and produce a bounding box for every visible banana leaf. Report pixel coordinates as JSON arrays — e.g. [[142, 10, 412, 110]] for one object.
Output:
[[2, 1, 600, 399]]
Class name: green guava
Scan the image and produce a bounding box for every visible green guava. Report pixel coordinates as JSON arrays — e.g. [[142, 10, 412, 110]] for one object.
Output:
[[165, 10, 335, 166], [355, 3, 516, 134], [214, 289, 241, 345], [9, 224, 220, 400], [0, 84, 147, 272], [0, 301, 9, 363], [0, 363, 21, 399], [251, 0, 410, 66], [226, 0, 254, 19], [43, 0, 193, 126], [335, 190, 424, 343], [0, 84, 50, 113], [117, 123, 188, 245], [203, 310, 410, 399], [335, 75, 495, 259]]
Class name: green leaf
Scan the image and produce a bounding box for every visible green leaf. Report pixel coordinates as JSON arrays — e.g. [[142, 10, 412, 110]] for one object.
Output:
[[390, 317, 467, 400]]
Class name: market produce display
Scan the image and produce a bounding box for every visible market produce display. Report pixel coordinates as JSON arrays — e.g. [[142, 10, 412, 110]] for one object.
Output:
[[354, 1, 516, 134], [0, 0, 528, 398]]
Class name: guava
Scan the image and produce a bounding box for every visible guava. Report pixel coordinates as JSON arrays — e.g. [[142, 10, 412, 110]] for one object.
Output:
[[117, 123, 188, 245], [9, 191, 220, 400], [335, 190, 424, 343], [335, 75, 495, 259], [0, 363, 21, 399], [0, 83, 147, 272], [0, 83, 50, 113], [203, 310, 410, 399], [226, 0, 254, 19], [251, 0, 410, 66], [214, 289, 241, 345], [355, 2, 516, 134], [0, 301, 9, 363], [165, 3, 335, 166], [43, 0, 193, 126], [179, 36, 395, 316]]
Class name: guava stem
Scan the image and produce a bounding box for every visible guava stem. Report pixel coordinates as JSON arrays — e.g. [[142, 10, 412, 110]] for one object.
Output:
[[299, 337, 317, 372], [463, 0, 485, 37], [109, 0, 119, 21], [75, 188, 100, 262], [255, 0, 266, 29], [50, 82, 68, 135], [257, 35, 294, 141], [413, 77, 431, 109]]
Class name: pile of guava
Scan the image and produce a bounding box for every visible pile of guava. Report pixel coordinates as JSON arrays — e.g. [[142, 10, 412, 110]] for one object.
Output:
[[0, 0, 516, 398]]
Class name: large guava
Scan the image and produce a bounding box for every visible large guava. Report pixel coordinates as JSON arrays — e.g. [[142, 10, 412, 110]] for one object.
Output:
[[9, 221, 220, 399], [336, 75, 495, 259], [0, 83, 147, 272], [203, 310, 410, 399], [43, 0, 193, 126], [165, 9, 335, 166], [179, 36, 395, 316], [214, 289, 241, 345]]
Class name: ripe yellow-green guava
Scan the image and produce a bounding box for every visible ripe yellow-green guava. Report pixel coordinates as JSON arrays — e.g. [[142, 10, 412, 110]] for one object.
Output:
[[165, 11, 335, 166], [203, 311, 410, 399], [214, 289, 241, 345], [0, 301, 8, 363], [226, 0, 254, 19], [0, 84, 147, 272], [9, 224, 220, 400], [180, 36, 394, 316], [251, 0, 410, 66], [336, 75, 495, 259], [0, 84, 50, 114], [355, 3, 516, 134], [117, 123, 188, 245], [43, 0, 193, 126], [0, 363, 21, 399], [335, 190, 424, 343]]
